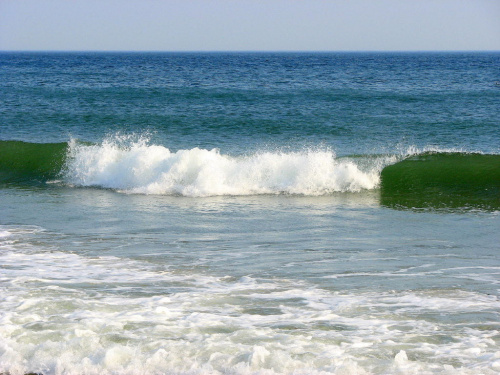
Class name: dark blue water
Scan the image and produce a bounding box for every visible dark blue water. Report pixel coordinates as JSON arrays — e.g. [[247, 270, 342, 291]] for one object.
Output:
[[1, 52, 499, 155]]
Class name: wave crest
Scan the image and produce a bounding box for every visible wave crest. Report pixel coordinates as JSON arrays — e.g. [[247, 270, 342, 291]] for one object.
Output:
[[65, 139, 381, 196]]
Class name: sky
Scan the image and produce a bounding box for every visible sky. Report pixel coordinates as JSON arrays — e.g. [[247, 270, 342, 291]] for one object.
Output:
[[0, 0, 499, 52]]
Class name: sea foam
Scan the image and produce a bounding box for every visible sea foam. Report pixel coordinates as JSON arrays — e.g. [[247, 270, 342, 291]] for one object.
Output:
[[2, 236, 499, 375], [65, 138, 382, 196]]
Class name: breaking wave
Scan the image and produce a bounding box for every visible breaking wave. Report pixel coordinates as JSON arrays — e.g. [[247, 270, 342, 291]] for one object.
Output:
[[1, 137, 498, 208], [63, 138, 383, 196]]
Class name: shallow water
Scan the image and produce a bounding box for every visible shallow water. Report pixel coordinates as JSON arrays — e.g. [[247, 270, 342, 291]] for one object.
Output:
[[2, 187, 499, 374]]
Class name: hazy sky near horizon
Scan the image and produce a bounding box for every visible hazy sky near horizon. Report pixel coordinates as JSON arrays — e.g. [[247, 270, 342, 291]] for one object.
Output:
[[1, 0, 499, 51]]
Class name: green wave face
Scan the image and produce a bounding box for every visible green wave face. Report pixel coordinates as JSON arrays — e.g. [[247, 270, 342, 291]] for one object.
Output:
[[0, 141, 68, 185], [2, 142, 499, 212], [380, 152, 500, 211]]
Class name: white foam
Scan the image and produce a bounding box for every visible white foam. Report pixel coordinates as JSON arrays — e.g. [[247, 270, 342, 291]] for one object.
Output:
[[64, 137, 385, 196], [2, 226, 499, 375], [1, 245, 500, 375], [400, 144, 485, 157]]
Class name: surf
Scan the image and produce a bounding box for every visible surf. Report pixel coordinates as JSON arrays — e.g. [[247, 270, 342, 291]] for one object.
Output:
[[1, 138, 499, 209], [63, 138, 382, 196]]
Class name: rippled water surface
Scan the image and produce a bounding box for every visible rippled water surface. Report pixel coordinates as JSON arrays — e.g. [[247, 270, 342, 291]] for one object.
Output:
[[1, 52, 499, 374]]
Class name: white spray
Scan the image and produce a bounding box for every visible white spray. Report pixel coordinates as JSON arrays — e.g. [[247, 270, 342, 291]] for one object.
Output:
[[64, 137, 387, 196]]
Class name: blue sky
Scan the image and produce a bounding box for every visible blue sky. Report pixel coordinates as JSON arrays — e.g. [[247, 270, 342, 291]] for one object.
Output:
[[1, 0, 499, 51]]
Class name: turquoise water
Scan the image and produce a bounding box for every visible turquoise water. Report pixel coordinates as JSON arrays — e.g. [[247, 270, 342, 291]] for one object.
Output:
[[0, 52, 499, 375]]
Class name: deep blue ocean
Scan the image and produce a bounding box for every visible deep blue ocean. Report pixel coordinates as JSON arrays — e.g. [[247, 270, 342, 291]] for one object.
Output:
[[0, 52, 499, 375]]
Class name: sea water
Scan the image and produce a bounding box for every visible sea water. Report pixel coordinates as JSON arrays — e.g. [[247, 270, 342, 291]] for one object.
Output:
[[0, 52, 499, 375]]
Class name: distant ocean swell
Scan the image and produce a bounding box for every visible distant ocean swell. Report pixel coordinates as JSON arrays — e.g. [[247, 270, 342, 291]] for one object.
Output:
[[1, 138, 499, 208]]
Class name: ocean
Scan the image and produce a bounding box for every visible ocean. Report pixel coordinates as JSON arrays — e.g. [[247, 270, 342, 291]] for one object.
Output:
[[0, 52, 499, 375]]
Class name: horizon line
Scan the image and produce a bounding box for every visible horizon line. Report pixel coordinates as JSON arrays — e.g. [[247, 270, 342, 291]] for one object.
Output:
[[1, 49, 500, 54]]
